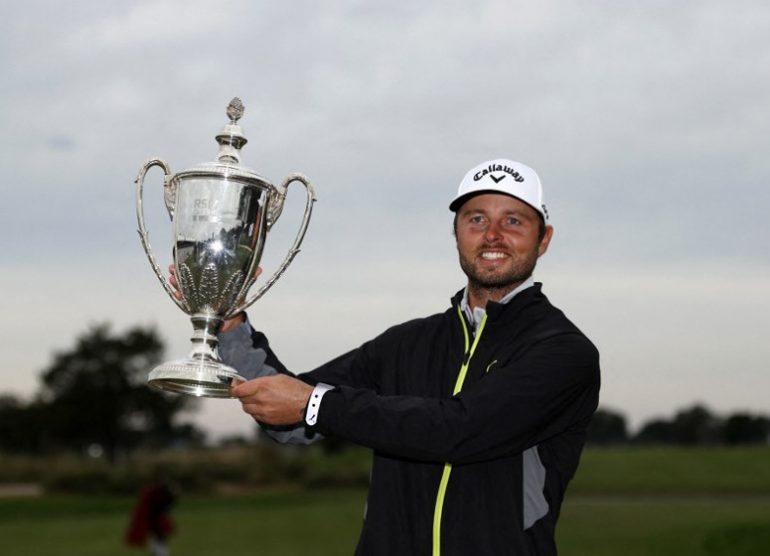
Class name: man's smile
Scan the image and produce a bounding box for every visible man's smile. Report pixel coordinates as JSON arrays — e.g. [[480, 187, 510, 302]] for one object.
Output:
[[480, 251, 509, 260]]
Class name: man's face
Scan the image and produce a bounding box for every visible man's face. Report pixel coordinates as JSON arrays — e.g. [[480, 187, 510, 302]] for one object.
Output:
[[455, 193, 553, 293]]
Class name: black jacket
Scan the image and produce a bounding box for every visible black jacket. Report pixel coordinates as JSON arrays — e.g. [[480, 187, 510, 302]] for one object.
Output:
[[245, 284, 599, 555]]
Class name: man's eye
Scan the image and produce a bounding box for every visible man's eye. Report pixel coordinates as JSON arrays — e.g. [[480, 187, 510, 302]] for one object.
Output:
[[506, 217, 520, 226], [470, 216, 484, 224]]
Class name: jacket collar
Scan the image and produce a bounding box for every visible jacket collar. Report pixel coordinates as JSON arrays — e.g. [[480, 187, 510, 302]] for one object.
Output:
[[451, 280, 543, 324]]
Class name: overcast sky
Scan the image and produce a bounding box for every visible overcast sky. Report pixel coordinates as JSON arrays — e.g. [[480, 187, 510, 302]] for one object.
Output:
[[2, 1, 769, 439]]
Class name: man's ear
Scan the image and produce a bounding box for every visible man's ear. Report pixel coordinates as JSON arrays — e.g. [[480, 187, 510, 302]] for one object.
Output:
[[538, 225, 554, 257]]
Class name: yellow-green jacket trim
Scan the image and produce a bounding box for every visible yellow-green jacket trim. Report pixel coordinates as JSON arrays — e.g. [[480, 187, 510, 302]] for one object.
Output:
[[432, 307, 488, 556]]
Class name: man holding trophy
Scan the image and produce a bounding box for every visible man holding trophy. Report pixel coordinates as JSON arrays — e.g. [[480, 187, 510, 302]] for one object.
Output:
[[137, 93, 597, 556], [193, 158, 600, 556]]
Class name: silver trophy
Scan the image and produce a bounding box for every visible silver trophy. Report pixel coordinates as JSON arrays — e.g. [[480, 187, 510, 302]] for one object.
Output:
[[134, 98, 315, 397]]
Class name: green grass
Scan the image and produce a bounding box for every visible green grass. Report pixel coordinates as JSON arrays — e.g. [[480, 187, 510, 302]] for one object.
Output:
[[1, 446, 769, 555], [570, 445, 770, 495], [0, 490, 368, 556], [558, 498, 770, 555]]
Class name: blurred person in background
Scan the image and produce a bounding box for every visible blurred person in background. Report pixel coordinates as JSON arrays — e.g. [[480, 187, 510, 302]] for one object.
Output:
[[125, 472, 176, 556]]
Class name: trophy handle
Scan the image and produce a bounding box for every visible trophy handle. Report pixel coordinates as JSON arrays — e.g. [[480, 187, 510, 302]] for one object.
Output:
[[228, 173, 316, 316], [135, 158, 188, 313]]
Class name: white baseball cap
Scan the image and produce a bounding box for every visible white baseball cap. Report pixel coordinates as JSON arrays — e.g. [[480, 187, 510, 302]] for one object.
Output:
[[449, 158, 549, 223]]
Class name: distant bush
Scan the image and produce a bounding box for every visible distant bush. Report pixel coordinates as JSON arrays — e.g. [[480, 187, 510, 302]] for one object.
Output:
[[588, 404, 770, 446], [0, 443, 372, 495]]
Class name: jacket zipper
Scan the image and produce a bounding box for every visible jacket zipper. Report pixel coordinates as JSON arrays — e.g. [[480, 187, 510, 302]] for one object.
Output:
[[432, 306, 488, 556]]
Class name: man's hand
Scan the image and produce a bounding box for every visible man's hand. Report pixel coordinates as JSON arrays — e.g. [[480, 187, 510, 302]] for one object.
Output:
[[168, 264, 262, 333], [230, 375, 314, 425]]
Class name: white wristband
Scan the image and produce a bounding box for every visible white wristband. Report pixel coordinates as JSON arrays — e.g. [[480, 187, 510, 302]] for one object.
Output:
[[305, 383, 335, 426]]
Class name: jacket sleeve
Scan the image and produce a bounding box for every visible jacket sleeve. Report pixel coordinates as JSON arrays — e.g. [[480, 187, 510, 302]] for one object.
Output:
[[312, 331, 600, 465], [218, 318, 322, 445], [218, 317, 293, 379]]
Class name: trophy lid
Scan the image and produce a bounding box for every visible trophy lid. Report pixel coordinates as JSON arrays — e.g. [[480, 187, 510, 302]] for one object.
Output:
[[174, 97, 270, 186]]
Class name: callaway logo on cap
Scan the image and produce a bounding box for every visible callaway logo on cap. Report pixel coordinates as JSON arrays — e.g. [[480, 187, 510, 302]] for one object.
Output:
[[449, 158, 549, 223]]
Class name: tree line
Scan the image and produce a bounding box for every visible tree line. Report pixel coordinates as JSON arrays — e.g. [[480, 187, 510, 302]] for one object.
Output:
[[0, 324, 204, 461], [2, 325, 767, 460], [587, 405, 770, 446]]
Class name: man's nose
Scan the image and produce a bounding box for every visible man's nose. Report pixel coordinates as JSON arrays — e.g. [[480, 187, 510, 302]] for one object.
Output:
[[484, 221, 502, 242]]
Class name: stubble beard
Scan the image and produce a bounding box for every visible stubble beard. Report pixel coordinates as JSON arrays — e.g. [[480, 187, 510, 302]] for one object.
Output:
[[458, 244, 539, 303]]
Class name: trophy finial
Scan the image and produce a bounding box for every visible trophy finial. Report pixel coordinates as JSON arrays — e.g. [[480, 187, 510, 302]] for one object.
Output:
[[216, 97, 248, 162], [227, 97, 245, 124]]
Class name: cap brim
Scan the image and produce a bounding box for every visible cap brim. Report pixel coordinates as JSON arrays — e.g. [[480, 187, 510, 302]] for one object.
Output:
[[449, 190, 499, 212], [449, 190, 546, 223]]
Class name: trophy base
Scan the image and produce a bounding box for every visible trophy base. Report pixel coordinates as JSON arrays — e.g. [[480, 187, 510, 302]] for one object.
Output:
[[148, 359, 246, 398]]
